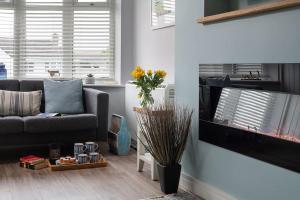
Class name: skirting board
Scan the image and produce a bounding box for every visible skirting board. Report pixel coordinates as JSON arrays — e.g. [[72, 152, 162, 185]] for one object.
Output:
[[179, 173, 238, 200]]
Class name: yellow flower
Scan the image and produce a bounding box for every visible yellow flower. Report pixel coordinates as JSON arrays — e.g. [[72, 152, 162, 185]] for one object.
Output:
[[135, 66, 143, 72], [131, 66, 145, 79], [155, 70, 167, 78], [131, 71, 137, 78], [136, 70, 145, 79], [147, 69, 153, 76]]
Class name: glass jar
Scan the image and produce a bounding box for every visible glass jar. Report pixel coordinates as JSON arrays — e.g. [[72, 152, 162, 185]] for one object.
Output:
[[0, 63, 7, 80]]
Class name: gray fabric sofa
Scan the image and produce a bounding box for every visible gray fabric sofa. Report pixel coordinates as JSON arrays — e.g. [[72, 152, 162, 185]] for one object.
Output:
[[0, 80, 109, 148]]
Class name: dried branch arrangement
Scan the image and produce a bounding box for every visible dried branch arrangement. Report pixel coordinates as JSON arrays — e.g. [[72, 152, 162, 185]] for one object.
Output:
[[136, 104, 193, 166]]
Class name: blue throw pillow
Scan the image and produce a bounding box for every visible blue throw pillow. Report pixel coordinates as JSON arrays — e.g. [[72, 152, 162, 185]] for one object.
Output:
[[44, 79, 84, 114]]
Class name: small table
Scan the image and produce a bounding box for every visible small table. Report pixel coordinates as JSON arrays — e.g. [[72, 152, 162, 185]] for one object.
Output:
[[134, 107, 159, 181]]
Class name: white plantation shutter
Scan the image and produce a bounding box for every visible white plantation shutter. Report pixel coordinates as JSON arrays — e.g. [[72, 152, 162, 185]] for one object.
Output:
[[163, 0, 175, 24], [0, 0, 115, 80], [18, 0, 64, 78], [151, 0, 175, 27], [0, 6, 14, 77], [73, 8, 114, 79]]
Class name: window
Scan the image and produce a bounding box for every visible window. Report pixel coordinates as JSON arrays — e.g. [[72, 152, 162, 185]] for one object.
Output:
[[0, 0, 115, 80], [151, 0, 175, 28], [0, 8, 14, 77]]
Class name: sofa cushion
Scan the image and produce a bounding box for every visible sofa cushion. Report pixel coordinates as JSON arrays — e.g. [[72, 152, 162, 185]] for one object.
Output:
[[0, 116, 23, 135], [23, 114, 98, 133], [44, 79, 84, 114], [20, 80, 45, 112], [0, 90, 42, 116], [0, 80, 19, 91]]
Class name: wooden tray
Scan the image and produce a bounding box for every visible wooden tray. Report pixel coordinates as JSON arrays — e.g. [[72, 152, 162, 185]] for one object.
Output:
[[47, 158, 108, 171]]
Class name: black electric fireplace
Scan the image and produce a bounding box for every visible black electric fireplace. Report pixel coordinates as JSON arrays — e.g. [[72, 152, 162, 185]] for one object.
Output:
[[199, 64, 300, 173]]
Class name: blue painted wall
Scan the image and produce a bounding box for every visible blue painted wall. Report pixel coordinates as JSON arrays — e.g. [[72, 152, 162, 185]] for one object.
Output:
[[175, 1, 300, 200]]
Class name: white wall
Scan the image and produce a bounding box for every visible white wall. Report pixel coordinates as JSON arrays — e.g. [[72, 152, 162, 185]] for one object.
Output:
[[120, 0, 135, 85], [132, 0, 175, 84], [92, 0, 134, 127], [123, 0, 175, 142], [106, 0, 175, 139], [85, 85, 125, 129], [101, 0, 176, 131]]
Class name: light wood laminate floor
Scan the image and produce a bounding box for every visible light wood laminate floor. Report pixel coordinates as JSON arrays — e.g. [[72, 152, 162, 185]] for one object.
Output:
[[0, 148, 164, 200]]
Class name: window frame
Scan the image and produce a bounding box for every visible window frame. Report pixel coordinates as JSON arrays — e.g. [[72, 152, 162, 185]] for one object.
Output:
[[0, 0, 116, 82]]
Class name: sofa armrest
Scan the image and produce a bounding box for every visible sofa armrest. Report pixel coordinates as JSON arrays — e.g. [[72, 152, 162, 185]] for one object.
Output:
[[83, 88, 109, 141]]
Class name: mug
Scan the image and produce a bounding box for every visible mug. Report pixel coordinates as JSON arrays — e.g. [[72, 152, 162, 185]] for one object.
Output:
[[85, 142, 99, 154], [89, 152, 100, 163], [74, 143, 86, 159], [78, 154, 88, 164]]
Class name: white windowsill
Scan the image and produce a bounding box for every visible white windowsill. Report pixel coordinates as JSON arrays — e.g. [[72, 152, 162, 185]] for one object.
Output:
[[3, 78, 125, 88]]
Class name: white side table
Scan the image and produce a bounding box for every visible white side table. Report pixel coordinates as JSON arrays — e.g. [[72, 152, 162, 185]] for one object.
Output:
[[135, 108, 159, 181]]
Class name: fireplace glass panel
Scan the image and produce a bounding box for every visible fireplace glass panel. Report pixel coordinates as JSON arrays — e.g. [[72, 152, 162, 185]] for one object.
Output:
[[199, 63, 300, 172], [280, 95, 300, 141], [214, 88, 300, 143]]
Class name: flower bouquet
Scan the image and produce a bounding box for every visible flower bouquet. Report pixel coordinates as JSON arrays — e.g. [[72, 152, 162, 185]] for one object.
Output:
[[131, 66, 167, 107]]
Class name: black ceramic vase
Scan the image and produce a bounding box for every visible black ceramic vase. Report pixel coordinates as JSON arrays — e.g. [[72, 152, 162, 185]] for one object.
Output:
[[157, 163, 181, 194]]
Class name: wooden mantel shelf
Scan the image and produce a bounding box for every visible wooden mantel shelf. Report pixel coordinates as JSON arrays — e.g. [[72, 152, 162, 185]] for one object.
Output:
[[198, 0, 300, 24]]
